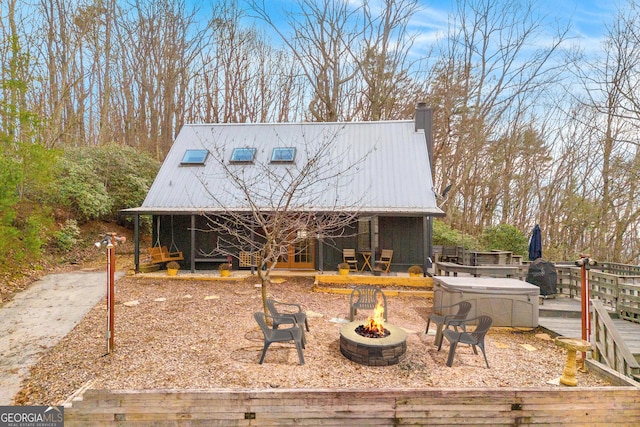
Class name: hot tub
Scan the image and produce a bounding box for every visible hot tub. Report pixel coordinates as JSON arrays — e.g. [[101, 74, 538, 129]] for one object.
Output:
[[433, 277, 539, 327]]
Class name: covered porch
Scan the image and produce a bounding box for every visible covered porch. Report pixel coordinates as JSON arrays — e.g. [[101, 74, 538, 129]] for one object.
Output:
[[124, 212, 440, 277]]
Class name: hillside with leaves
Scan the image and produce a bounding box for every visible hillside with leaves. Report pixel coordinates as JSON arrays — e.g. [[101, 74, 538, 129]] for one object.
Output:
[[0, 140, 159, 303]]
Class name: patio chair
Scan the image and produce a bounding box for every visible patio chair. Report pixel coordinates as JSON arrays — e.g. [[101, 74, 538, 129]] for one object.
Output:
[[254, 312, 305, 365], [343, 249, 359, 272], [425, 301, 473, 347], [438, 315, 493, 368], [349, 285, 387, 321], [266, 298, 309, 346], [373, 249, 393, 273]]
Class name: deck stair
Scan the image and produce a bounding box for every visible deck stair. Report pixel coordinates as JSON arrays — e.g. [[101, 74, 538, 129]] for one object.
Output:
[[538, 296, 640, 384]]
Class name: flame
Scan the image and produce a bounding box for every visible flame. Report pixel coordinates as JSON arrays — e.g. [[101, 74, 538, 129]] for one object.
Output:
[[363, 300, 385, 336]]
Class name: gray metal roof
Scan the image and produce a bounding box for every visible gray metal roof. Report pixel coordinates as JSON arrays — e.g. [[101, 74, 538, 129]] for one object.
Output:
[[124, 120, 444, 216]]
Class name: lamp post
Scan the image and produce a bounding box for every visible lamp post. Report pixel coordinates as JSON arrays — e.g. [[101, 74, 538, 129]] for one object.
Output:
[[95, 232, 126, 354]]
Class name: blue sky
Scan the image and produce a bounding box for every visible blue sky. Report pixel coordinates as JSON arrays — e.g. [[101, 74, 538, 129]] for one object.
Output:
[[237, 0, 621, 56], [408, 0, 618, 52]]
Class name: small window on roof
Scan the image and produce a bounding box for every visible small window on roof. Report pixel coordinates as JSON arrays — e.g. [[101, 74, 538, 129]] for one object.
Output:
[[271, 147, 296, 163], [181, 149, 208, 165], [230, 147, 256, 163]]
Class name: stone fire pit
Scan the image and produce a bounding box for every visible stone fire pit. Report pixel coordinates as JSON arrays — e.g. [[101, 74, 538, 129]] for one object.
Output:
[[339, 320, 407, 366]]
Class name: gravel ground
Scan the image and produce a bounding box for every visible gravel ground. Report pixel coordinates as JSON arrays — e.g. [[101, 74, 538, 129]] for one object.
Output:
[[14, 275, 611, 405]]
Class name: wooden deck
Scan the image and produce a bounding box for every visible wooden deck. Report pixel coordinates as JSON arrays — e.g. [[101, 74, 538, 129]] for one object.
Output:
[[539, 296, 640, 357]]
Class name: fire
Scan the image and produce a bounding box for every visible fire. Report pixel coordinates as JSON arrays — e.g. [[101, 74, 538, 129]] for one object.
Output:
[[363, 301, 386, 336]]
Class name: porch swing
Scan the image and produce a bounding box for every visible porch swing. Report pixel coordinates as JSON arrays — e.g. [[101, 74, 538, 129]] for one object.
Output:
[[146, 215, 184, 264]]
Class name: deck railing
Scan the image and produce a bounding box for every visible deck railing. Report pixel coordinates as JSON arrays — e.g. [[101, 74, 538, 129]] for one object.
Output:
[[598, 262, 640, 276], [554, 265, 640, 322], [617, 275, 640, 323], [591, 299, 640, 381]]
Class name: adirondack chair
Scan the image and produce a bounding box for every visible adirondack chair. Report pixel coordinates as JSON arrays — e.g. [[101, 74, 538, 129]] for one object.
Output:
[[343, 249, 359, 272], [374, 249, 393, 273]]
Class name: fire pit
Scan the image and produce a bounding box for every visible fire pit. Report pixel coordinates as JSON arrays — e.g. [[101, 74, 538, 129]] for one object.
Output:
[[339, 321, 407, 366], [340, 294, 407, 366]]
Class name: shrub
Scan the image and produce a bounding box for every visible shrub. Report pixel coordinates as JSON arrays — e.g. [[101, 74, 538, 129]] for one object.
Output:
[[53, 145, 160, 224], [432, 219, 479, 249], [408, 265, 423, 275], [481, 223, 528, 256], [219, 262, 232, 271], [166, 261, 180, 270], [337, 262, 350, 270], [90, 144, 160, 220], [51, 219, 81, 252], [14, 205, 54, 263], [55, 159, 112, 221]]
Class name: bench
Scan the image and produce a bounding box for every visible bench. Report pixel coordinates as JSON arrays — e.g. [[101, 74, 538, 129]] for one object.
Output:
[[194, 257, 228, 264], [147, 246, 184, 264]]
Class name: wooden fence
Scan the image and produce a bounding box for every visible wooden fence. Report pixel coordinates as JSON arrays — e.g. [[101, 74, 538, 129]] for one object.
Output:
[[64, 387, 640, 426]]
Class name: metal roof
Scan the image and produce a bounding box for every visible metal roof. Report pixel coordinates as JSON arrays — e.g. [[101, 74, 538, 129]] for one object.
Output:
[[124, 121, 444, 216]]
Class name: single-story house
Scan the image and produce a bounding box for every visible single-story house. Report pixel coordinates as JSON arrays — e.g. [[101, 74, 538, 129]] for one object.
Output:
[[122, 104, 444, 273]]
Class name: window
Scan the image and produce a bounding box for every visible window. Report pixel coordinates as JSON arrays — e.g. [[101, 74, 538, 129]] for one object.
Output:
[[230, 147, 256, 163], [181, 149, 208, 165], [357, 217, 378, 251], [271, 147, 296, 163]]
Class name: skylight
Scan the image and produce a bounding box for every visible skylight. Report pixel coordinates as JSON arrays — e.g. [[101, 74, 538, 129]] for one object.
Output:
[[271, 147, 296, 163], [230, 147, 256, 163], [181, 149, 208, 165]]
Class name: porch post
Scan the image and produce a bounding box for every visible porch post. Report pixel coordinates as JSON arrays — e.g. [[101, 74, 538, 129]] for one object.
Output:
[[190, 215, 196, 273], [423, 216, 433, 273], [370, 216, 376, 257], [318, 235, 324, 273], [251, 229, 255, 275], [134, 214, 140, 273]]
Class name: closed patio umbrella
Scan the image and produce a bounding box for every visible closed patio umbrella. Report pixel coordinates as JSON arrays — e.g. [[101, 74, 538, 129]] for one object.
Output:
[[528, 224, 542, 261]]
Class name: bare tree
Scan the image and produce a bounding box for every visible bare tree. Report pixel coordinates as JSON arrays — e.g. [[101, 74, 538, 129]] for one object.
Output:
[[185, 0, 304, 124], [192, 125, 367, 310], [427, 0, 570, 235], [113, 0, 205, 159], [352, 0, 423, 120], [0, 0, 33, 144], [561, 0, 640, 262], [250, 0, 361, 122]]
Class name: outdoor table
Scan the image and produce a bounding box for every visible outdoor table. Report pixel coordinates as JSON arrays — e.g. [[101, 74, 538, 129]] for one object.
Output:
[[359, 251, 373, 272]]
